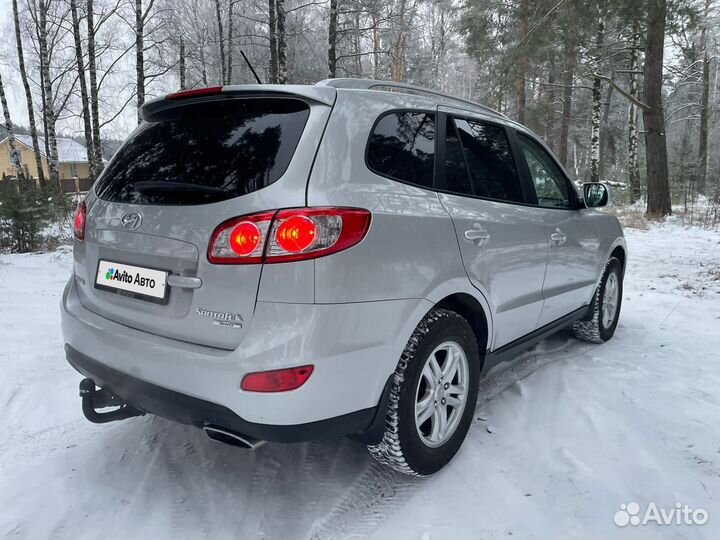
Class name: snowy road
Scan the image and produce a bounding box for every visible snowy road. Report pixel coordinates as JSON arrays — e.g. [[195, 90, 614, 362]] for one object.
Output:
[[1, 222, 719, 540]]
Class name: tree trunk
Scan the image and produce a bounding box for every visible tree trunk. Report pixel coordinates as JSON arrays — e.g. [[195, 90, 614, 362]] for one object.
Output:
[[70, 0, 96, 181], [37, 0, 61, 186], [39, 65, 50, 159], [214, 0, 226, 84], [545, 63, 557, 151], [200, 46, 209, 86], [589, 16, 604, 183], [87, 0, 103, 172], [276, 0, 287, 83], [698, 0, 711, 192], [12, 0, 45, 184], [227, 1, 233, 84], [179, 37, 186, 89], [515, 0, 529, 124], [391, 0, 408, 82], [328, 0, 337, 77], [559, 41, 577, 167], [371, 8, 380, 79], [269, 0, 278, 83], [135, 0, 145, 124], [354, 9, 362, 76], [627, 19, 641, 203], [643, 0, 671, 216], [0, 73, 24, 180]]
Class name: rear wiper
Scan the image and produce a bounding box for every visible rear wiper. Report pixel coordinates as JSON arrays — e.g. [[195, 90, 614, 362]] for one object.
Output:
[[134, 181, 224, 194]]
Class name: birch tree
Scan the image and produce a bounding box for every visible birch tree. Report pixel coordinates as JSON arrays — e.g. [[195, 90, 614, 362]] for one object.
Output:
[[12, 0, 45, 184], [627, 18, 642, 203], [87, 0, 103, 170], [36, 0, 61, 186], [69, 0, 96, 179], [0, 73, 25, 181], [276, 0, 287, 83]]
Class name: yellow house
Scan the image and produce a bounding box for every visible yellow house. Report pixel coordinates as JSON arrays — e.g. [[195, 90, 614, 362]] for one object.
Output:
[[0, 134, 91, 182]]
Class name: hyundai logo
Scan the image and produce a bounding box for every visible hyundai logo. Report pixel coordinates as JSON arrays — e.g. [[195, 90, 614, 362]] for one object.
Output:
[[120, 212, 143, 230]]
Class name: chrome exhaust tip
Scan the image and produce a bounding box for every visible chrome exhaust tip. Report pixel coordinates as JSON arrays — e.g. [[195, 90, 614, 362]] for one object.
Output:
[[202, 425, 266, 450]]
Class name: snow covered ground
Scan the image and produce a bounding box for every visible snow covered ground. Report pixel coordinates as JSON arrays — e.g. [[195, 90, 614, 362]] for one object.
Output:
[[1, 220, 719, 540]]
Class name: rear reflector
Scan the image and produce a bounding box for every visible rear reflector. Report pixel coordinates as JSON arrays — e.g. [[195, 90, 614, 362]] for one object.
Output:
[[208, 207, 371, 264], [241, 365, 314, 392], [166, 86, 223, 100], [73, 201, 86, 241]]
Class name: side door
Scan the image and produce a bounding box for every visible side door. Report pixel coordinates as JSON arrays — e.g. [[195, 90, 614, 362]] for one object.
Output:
[[436, 110, 549, 349], [513, 130, 601, 326]]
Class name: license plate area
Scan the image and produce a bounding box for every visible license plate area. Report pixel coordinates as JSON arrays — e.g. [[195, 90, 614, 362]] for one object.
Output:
[[94, 260, 169, 304]]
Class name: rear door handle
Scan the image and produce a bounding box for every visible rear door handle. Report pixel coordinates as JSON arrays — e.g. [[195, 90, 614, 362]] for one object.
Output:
[[550, 228, 567, 245], [464, 225, 490, 245]]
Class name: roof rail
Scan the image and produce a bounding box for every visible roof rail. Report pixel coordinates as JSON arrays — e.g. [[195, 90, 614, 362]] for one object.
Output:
[[316, 78, 507, 119]]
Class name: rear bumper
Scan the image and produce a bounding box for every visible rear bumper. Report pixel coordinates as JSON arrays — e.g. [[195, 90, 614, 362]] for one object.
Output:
[[61, 275, 430, 428], [66, 344, 385, 442]]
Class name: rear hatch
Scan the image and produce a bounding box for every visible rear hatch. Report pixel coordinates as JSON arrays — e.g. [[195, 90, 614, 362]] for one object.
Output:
[[74, 89, 334, 349]]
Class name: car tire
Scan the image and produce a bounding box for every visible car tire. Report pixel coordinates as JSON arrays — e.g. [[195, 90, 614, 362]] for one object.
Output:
[[367, 308, 480, 476], [571, 256, 623, 344]]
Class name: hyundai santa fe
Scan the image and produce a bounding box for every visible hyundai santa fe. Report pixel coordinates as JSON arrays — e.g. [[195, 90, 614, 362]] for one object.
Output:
[[61, 78, 626, 476]]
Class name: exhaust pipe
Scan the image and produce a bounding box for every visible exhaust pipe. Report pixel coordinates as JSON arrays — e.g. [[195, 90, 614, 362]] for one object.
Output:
[[203, 425, 266, 450]]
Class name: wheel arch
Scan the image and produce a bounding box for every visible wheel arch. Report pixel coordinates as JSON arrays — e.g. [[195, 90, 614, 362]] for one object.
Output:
[[610, 244, 626, 276], [433, 293, 490, 372]]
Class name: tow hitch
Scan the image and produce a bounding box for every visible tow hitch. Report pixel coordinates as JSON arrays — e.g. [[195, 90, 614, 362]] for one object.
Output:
[[79, 378, 145, 423]]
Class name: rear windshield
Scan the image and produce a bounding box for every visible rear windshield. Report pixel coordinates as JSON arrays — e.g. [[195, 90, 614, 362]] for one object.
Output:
[[95, 98, 310, 205]]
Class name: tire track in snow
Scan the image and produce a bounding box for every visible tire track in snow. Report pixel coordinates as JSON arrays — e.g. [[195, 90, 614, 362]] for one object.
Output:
[[306, 460, 418, 540], [162, 432, 212, 540], [308, 335, 596, 540]]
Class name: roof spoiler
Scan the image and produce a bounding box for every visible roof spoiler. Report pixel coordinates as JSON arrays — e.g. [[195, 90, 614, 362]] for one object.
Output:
[[140, 85, 336, 123]]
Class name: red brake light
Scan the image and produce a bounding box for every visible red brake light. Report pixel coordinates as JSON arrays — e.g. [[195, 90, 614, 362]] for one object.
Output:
[[275, 215, 317, 253], [166, 86, 223, 100], [207, 207, 371, 265], [73, 201, 86, 241], [230, 221, 261, 256], [241, 365, 314, 392], [207, 211, 275, 264]]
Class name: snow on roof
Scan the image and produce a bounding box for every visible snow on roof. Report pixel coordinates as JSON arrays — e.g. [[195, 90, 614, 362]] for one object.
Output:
[[8, 134, 89, 163]]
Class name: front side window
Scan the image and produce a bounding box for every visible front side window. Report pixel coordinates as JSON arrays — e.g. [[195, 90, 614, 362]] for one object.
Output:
[[448, 117, 524, 203], [517, 133, 572, 209], [367, 111, 436, 188]]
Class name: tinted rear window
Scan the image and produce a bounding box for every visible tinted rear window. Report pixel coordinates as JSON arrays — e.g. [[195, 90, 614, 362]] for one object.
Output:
[[366, 111, 435, 188], [95, 98, 310, 205]]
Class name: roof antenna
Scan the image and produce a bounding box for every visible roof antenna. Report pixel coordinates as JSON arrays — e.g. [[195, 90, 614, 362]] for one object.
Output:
[[241, 50, 262, 84]]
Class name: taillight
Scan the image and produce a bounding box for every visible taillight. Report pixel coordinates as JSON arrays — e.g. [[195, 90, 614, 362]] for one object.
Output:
[[73, 201, 86, 241], [207, 211, 274, 264], [166, 86, 223, 100], [241, 365, 314, 392], [207, 207, 371, 265]]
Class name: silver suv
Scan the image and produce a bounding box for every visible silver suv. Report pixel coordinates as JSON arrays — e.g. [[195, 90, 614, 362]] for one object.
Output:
[[61, 79, 626, 476]]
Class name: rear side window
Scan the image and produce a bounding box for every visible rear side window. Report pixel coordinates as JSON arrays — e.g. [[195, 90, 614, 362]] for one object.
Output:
[[95, 98, 310, 205], [445, 117, 524, 203], [366, 111, 435, 188]]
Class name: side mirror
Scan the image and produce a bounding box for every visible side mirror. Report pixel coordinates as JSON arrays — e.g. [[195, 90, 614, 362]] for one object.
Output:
[[583, 182, 609, 208]]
